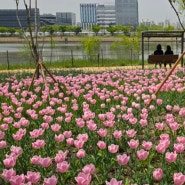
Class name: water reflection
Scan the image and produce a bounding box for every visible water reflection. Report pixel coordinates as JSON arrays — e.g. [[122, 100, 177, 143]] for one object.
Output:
[[0, 41, 183, 64]]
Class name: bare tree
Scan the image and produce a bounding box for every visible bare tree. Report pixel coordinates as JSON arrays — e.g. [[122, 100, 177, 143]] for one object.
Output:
[[15, 0, 39, 65]]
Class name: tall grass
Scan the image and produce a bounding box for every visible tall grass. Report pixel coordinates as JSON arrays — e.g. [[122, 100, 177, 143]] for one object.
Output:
[[0, 58, 144, 71]]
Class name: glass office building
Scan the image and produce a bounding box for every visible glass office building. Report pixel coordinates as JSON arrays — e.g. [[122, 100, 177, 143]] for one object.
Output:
[[115, 0, 138, 29], [56, 12, 76, 26], [80, 3, 97, 30], [96, 4, 116, 31], [40, 14, 56, 26], [0, 9, 40, 29]]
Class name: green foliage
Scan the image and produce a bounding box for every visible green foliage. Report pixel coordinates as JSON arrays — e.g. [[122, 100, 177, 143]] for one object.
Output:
[[111, 35, 140, 57], [71, 26, 82, 35], [0, 27, 9, 33], [164, 25, 175, 31], [120, 26, 134, 35], [81, 36, 101, 61], [58, 25, 67, 36], [92, 25, 101, 36], [106, 26, 118, 36]]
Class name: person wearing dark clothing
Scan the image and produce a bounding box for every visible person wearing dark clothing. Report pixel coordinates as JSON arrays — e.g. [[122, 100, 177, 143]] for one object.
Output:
[[154, 44, 164, 68], [164, 45, 173, 68]]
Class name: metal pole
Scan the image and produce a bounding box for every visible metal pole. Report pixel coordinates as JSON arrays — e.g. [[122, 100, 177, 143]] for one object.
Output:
[[141, 32, 144, 69]]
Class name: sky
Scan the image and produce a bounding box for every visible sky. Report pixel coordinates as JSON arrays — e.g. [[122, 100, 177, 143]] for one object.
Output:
[[0, 0, 179, 24]]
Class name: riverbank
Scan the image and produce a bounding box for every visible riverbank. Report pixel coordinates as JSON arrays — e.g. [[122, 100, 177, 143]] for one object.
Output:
[[0, 36, 123, 44]]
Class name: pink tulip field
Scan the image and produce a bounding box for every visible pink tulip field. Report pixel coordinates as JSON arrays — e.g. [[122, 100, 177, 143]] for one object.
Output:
[[1, 68, 185, 185]]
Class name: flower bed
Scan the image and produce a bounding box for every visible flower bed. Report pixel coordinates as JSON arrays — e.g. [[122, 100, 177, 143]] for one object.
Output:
[[0, 69, 185, 185]]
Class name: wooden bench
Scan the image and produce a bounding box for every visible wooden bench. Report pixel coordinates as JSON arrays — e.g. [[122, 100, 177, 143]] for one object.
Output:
[[148, 55, 178, 66]]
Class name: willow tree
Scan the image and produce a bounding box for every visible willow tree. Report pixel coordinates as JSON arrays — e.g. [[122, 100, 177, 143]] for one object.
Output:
[[168, 0, 185, 30]]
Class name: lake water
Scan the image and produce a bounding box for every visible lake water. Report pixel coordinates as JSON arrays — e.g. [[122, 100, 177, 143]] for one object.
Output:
[[0, 41, 183, 64]]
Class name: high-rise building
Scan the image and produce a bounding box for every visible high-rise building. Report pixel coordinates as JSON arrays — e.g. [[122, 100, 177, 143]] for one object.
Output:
[[80, 3, 97, 30], [115, 0, 138, 29], [40, 14, 56, 26], [0, 9, 40, 29], [56, 12, 76, 26], [96, 4, 116, 31]]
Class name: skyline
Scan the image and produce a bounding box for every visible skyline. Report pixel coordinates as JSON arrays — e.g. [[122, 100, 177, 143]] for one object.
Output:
[[0, 0, 180, 24]]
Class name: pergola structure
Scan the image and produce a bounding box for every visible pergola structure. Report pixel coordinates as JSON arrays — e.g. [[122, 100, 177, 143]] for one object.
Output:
[[141, 30, 184, 69]]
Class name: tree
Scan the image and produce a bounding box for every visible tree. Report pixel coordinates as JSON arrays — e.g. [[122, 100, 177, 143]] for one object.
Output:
[[71, 26, 82, 35], [120, 26, 134, 36], [15, 0, 39, 67], [92, 25, 101, 36], [58, 25, 67, 36], [0, 27, 8, 33], [81, 37, 101, 61], [168, 0, 185, 30], [106, 26, 118, 36]]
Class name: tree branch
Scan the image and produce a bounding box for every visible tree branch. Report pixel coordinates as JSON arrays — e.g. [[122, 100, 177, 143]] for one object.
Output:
[[168, 0, 185, 30]]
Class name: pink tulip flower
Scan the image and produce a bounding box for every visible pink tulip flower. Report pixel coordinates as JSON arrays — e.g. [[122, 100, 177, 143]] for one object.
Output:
[[97, 128, 107, 137], [74, 140, 85, 149], [30, 128, 45, 139], [126, 129, 137, 138], [128, 139, 139, 149], [26, 171, 41, 183], [0, 140, 7, 149], [41, 122, 49, 129], [9, 174, 25, 185], [156, 99, 163, 105], [153, 168, 163, 181], [165, 151, 177, 163], [30, 155, 41, 165], [169, 122, 179, 131], [139, 119, 148, 127], [97, 141, 106, 150], [39, 157, 52, 167], [51, 123, 61, 132], [63, 131, 72, 138], [105, 178, 122, 185], [155, 122, 165, 130], [10, 146, 23, 156], [56, 161, 70, 173], [82, 164, 96, 174], [3, 156, 17, 168], [76, 118, 85, 128], [75, 172, 92, 185], [113, 130, 122, 139], [0, 131, 5, 139], [55, 134, 65, 142], [77, 133, 88, 142], [160, 133, 170, 140], [174, 143, 185, 153], [32, 139, 45, 149], [177, 136, 185, 144], [43, 175, 58, 185], [117, 153, 130, 165], [156, 143, 167, 154], [173, 173, 185, 185], [129, 117, 137, 125], [0, 123, 8, 131], [2, 168, 16, 180], [137, 149, 149, 160], [142, 141, 153, 150], [108, 144, 119, 154], [55, 150, 68, 163], [76, 149, 86, 158], [66, 138, 74, 145]]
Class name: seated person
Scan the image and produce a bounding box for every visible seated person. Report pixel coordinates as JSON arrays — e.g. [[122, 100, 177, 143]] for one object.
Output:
[[154, 44, 163, 68], [164, 45, 173, 68]]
